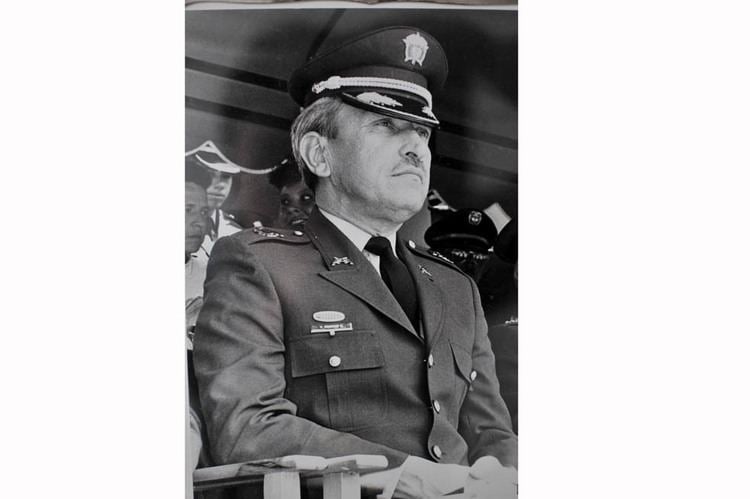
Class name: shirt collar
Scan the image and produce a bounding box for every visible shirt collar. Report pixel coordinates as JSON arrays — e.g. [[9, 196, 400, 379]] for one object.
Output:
[[319, 208, 397, 254]]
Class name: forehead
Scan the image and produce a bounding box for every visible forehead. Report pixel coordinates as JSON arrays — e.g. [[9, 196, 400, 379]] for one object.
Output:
[[208, 170, 233, 181], [281, 180, 311, 194]]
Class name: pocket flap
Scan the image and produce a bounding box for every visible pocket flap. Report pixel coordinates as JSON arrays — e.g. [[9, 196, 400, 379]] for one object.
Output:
[[450, 341, 473, 382], [289, 331, 385, 378]]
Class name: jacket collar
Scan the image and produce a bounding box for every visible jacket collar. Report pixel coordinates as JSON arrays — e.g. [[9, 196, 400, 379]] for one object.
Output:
[[306, 207, 426, 341]]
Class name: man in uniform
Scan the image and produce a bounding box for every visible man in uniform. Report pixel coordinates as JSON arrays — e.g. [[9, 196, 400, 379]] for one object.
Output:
[[194, 27, 517, 498], [425, 208, 518, 434], [185, 140, 244, 257]]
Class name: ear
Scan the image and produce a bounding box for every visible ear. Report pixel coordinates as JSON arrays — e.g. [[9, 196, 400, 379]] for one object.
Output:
[[299, 132, 331, 178]]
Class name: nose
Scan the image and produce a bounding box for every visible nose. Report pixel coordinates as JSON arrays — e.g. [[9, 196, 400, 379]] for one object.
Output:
[[194, 216, 210, 234], [400, 130, 430, 167]]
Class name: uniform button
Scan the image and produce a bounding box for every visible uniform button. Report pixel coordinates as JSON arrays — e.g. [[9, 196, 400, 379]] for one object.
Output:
[[408, 240, 416, 249], [432, 400, 441, 413], [427, 354, 434, 367], [328, 355, 341, 368], [470, 370, 477, 381], [293, 230, 303, 236], [432, 445, 442, 459]]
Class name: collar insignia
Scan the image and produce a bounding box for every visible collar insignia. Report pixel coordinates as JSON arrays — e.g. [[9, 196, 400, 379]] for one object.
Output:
[[252, 223, 284, 238], [403, 33, 429, 66], [332, 256, 353, 266]]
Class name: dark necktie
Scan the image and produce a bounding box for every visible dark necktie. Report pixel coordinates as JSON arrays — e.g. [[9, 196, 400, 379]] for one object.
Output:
[[364, 236, 420, 331]]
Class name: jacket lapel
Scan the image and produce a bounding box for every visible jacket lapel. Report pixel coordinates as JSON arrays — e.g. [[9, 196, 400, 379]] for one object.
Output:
[[398, 239, 446, 349], [306, 209, 420, 340]]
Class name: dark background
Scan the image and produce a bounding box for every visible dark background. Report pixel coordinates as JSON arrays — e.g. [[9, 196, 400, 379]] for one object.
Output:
[[186, 8, 518, 238]]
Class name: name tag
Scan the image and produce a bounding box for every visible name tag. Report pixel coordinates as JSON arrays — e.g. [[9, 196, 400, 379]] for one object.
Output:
[[310, 322, 354, 335]]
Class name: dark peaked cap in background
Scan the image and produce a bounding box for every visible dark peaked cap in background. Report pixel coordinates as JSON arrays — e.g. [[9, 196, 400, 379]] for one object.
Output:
[[425, 209, 499, 254], [288, 26, 448, 127]]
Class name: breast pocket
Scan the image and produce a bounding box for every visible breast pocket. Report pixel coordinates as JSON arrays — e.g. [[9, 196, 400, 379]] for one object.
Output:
[[288, 331, 387, 431], [450, 341, 474, 408]]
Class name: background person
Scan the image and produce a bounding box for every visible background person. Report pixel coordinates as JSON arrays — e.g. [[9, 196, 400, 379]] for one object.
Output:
[[185, 162, 212, 339], [184, 163, 212, 484], [185, 141, 243, 257], [267, 155, 315, 229], [424, 208, 518, 434]]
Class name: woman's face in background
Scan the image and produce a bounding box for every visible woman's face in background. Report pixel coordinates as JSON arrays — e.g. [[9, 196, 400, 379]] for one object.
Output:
[[277, 180, 314, 228]]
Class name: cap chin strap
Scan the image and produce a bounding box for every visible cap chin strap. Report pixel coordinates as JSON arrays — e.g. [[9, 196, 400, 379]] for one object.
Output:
[[311, 75, 433, 110]]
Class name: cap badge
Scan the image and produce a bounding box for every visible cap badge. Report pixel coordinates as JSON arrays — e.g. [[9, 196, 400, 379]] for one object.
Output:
[[468, 211, 483, 226], [403, 33, 429, 66], [356, 92, 403, 108]]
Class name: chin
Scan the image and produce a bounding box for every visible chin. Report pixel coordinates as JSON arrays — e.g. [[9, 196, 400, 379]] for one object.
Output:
[[387, 202, 424, 223]]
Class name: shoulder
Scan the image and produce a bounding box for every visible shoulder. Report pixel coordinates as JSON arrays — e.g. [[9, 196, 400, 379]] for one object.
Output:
[[402, 239, 463, 273], [220, 211, 244, 233], [227, 224, 312, 249], [206, 225, 314, 280]]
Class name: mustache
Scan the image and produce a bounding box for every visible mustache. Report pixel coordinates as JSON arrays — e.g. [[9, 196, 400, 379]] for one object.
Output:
[[404, 154, 426, 168]]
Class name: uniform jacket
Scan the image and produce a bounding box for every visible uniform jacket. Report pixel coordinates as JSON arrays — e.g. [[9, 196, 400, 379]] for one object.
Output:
[[199, 209, 243, 259], [194, 208, 517, 469]]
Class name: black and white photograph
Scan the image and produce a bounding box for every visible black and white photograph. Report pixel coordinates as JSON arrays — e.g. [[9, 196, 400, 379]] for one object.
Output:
[[185, 5, 519, 498], [7, 2, 750, 499]]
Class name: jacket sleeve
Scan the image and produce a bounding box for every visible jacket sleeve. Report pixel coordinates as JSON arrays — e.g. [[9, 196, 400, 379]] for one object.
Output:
[[457, 277, 518, 468], [193, 236, 409, 467]]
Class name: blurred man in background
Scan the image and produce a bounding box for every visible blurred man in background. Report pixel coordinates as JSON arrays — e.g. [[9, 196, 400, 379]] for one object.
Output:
[[185, 162, 212, 336], [425, 206, 518, 433], [185, 141, 243, 257]]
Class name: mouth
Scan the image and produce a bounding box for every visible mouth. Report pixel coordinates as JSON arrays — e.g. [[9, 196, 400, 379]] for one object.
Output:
[[393, 171, 424, 183], [290, 217, 308, 227]]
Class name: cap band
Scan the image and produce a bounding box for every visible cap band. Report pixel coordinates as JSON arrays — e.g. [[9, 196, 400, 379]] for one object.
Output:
[[311, 75, 433, 109]]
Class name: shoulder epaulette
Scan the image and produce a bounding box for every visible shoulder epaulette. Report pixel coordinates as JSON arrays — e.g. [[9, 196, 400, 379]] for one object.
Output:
[[404, 240, 461, 271], [241, 223, 310, 245]]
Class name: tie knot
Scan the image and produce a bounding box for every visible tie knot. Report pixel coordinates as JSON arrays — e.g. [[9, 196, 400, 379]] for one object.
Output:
[[364, 236, 392, 257]]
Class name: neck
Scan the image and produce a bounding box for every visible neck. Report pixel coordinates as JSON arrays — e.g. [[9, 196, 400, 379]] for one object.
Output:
[[315, 184, 409, 236], [185, 253, 190, 264], [318, 199, 402, 237]]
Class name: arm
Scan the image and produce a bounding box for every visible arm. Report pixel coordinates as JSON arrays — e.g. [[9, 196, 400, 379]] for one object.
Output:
[[458, 278, 518, 468], [193, 236, 409, 467]]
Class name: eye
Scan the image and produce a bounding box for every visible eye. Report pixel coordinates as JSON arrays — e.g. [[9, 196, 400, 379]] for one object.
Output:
[[415, 126, 431, 140], [376, 119, 397, 131], [281, 198, 290, 206], [302, 194, 313, 202]]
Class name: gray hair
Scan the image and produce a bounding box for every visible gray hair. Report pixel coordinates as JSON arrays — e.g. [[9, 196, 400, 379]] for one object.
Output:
[[290, 97, 345, 191]]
